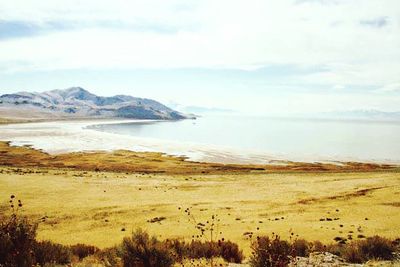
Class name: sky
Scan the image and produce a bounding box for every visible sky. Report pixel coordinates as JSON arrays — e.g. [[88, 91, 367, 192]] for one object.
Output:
[[0, 0, 399, 115]]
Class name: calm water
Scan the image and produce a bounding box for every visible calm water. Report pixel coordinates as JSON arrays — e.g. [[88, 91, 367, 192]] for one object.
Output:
[[89, 115, 400, 163]]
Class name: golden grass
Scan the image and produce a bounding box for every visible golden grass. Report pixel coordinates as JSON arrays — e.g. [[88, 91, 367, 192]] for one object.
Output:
[[0, 118, 14, 124], [0, 117, 34, 124], [1, 166, 399, 255]]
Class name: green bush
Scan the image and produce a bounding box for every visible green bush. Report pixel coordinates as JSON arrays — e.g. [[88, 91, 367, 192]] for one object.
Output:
[[122, 228, 174, 267]]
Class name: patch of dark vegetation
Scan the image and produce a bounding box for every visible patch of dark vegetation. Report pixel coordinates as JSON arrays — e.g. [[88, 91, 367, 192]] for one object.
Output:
[[121, 229, 243, 266], [249, 233, 400, 266], [334, 236, 345, 242], [298, 186, 386, 205], [167, 239, 243, 264], [122, 229, 174, 267], [249, 234, 294, 267], [0, 197, 38, 267], [339, 236, 398, 263], [34, 241, 72, 266], [147, 216, 166, 223], [382, 202, 400, 207], [70, 243, 100, 260]]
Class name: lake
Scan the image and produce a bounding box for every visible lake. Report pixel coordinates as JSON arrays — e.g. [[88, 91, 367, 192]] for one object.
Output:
[[88, 115, 400, 163]]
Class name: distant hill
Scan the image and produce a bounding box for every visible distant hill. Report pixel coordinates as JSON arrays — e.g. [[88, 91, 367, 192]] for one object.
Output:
[[181, 106, 236, 115], [0, 87, 190, 120], [167, 102, 237, 115]]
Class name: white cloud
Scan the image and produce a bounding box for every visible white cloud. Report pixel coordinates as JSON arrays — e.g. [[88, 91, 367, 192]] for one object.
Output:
[[0, 1, 399, 65], [0, 0, 399, 105]]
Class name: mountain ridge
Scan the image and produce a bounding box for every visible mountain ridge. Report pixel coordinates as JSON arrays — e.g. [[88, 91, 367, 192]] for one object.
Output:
[[0, 87, 190, 120]]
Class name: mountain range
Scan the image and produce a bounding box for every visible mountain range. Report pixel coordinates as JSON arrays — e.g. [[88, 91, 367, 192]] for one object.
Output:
[[0, 87, 190, 120]]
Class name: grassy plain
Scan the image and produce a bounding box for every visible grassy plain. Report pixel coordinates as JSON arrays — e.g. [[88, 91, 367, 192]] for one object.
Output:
[[0, 141, 399, 257], [1, 164, 399, 255]]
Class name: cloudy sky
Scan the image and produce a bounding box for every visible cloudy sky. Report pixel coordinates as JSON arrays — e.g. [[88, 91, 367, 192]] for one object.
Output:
[[0, 0, 399, 114]]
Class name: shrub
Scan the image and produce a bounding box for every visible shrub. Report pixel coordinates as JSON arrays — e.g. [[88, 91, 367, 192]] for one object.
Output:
[[359, 236, 395, 261], [33, 240, 72, 266], [310, 240, 327, 253], [292, 239, 310, 257], [165, 239, 243, 263], [121, 228, 174, 267], [165, 239, 187, 262], [0, 197, 37, 267], [219, 240, 243, 263], [249, 235, 292, 267], [340, 242, 364, 263], [96, 247, 122, 267], [341, 236, 396, 263], [185, 240, 219, 259], [71, 243, 100, 260]]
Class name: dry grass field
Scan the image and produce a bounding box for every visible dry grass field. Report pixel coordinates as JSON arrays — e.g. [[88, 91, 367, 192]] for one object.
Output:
[[1, 165, 399, 255]]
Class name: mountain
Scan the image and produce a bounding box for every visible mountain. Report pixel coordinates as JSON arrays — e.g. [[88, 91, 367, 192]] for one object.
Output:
[[0, 87, 190, 120]]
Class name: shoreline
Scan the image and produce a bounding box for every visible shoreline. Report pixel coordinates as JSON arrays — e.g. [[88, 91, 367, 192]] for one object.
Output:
[[0, 118, 399, 166], [0, 141, 397, 174]]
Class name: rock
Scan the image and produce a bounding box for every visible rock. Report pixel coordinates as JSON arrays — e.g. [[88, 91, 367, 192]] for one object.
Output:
[[289, 252, 363, 267]]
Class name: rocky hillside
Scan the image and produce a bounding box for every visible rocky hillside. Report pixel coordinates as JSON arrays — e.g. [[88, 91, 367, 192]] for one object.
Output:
[[0, 87, 190, 120]]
